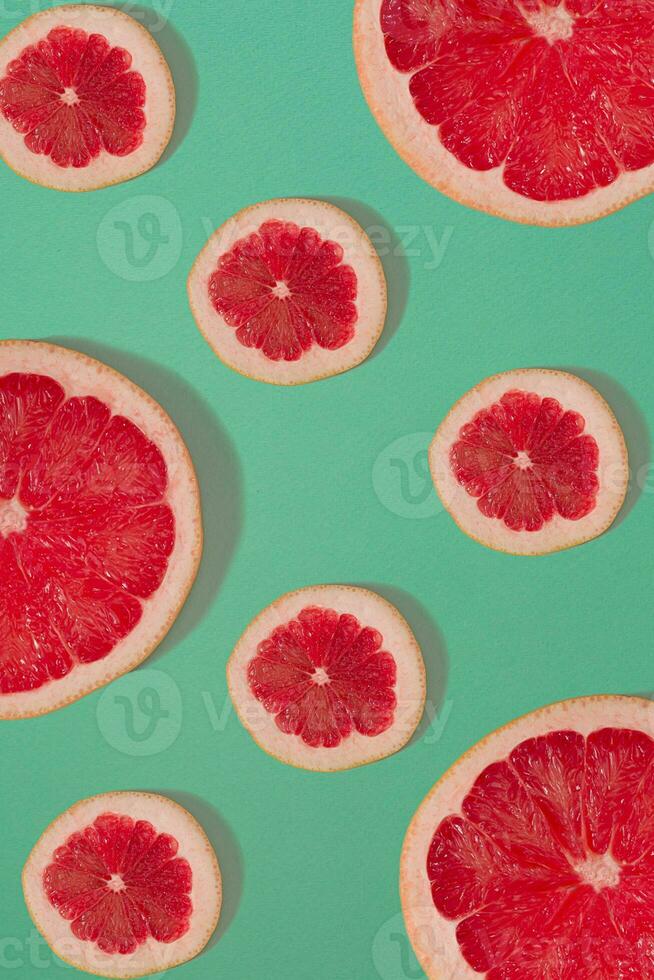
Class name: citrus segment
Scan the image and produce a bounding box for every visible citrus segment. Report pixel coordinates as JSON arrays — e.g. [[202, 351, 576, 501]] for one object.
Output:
[[227, 586, 425, 770], [23, 793, 221, 978], [208, 219, 358, 363], [248, 605, 398, 748], [0, 6, 175, 190], [402, 697, 654, 979], [354, 0, 654, 224], [188, 199, 387, 385], [0, 341, 201, 719], [430, 370, 628, 554]]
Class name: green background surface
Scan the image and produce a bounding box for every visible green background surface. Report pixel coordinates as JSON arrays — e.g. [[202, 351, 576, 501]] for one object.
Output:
[[1, 1, 653, 978]]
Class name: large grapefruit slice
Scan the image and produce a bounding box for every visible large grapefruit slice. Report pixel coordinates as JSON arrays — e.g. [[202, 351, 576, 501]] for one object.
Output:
[[401, 695, 654, 979], [354, 0, 654, 225], [0, 5, 175, 191], [188, 199, 387, 385], [227, 585, 426, 771], [430, 369, 628, 555], [23, 792, 221, 977], [0, 341, 201, 719]]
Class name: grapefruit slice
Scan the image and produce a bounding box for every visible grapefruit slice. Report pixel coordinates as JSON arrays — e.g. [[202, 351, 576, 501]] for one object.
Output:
[[354, 0, 654, 225], [401, 695, 654, 979], [0, 340, 201, 719], [430, 369, 628, 555], [227, 585, 426, 771], [187, 199, 387, 385], [23, 792, 221, 977], [0, 5, 175, 191]]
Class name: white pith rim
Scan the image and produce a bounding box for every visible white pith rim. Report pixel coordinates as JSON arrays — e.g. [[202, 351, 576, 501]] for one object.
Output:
[[429, 369, 628, 555], [0, 341, 201, 719], [353, 0, 654, 226], [0, 5, 175, 192], [227, 585, 426, 771], [23, 792, 222, 978], [401, 695, 654, 980], [188, 198, 388, 385]]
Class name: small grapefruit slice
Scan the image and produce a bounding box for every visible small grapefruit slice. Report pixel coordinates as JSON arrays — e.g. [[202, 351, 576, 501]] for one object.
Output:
[[227, 585, 426, 771], [430, 369, 628, 555], [401, 695, 654, 979], [354, 0, 654, 225], [23, 792, 221, 977], [0, 5, 175, 191], [187, 199, 387, 385], [0, 340, 201, 719]]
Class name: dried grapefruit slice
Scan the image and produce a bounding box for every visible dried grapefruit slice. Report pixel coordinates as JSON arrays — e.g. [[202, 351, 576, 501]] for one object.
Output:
[[430, 369, 628, 555], [227, 585, 426, 771], [188, 199, 387, 385], [0, 341, 201, 719], [23, 792, 221, 978], [401, 695, 654, 979], [354, 0, 654, 225], [0, 5, 174, 191]]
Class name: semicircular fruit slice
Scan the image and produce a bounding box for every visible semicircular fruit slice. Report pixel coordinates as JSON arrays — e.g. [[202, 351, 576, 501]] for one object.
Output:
[[188, 198, 387, 385], [401, 695, 654, 980], [354, 0, 654, 225], [0, 5, 175, 191], [0, 340, 201, 719], [430, 369, 628, 555], [227, 585, 426, 771], [23, 792, 221, 978]]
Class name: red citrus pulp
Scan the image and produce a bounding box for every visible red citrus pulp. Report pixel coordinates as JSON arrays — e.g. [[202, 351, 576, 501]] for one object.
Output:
[[402, 697, 654, 978], [0, 342, 201, 719]]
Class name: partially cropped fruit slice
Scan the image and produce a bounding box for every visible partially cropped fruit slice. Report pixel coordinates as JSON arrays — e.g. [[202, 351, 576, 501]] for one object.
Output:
[[430, 369, 628, 555], [0, 5, 175, 191], [0, 341, 201, 719], [401, 696, 654, 979], [23, 792, 221, 978], [188, 199, 387, 385], [354, 0, 654, 225], [227, 585, 426, 770]]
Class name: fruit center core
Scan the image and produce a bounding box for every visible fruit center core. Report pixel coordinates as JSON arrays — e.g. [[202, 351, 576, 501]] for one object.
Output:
[[106, 874, 126, 893], [513, 450, 532, 470], [312, 667, 330, 686], [60, 87, 79, 106], [0, 498, 28, 537], [272, 281, 291, 299], [575, 852, 621, 891], [520, 2, 574, 42]]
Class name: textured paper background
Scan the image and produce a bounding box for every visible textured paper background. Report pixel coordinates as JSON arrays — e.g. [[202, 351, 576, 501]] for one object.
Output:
[[1, 2, 653, 977]]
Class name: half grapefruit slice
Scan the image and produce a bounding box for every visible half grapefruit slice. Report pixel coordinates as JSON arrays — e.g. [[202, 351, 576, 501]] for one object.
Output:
[[430, 369, 628, 555], [0, 5, 175, 191], [0, 341, 201, 719], [354, 0, 654, 225], [401, 695, 654, 979], [227, 585, 426, 771], [188, 199, 387, 385], [23, 792, 221, 978]]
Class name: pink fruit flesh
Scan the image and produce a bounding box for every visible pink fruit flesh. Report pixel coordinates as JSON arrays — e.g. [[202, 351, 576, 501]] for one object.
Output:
[[0, 26, 146, 168], [428, 726, 654, 977], [0, 372, 175, 695], [208, 219, 359, 362], [248, 605, 397, 747], [381, 0, 654, 202], [450, 389, 599, 531], [43, 812, 192, 955]]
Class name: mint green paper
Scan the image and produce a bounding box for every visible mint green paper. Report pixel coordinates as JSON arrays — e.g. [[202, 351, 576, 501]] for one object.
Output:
[[1, 1, 652, 977]]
